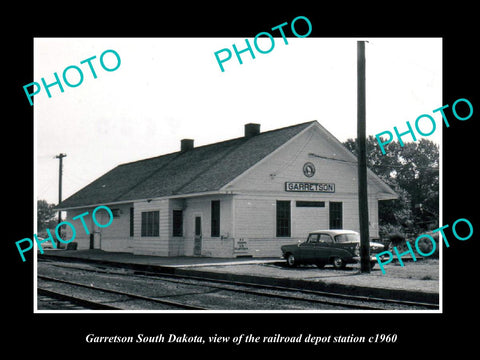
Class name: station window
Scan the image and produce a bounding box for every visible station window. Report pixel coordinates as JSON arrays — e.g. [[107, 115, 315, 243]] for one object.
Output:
[[173, 210, 183, 237], [276, 200, 291, 237], [141, 211, 159, 237], [329, 202, 343, 229], [111, 208, 121, 218], [211, 200, 220, 237]]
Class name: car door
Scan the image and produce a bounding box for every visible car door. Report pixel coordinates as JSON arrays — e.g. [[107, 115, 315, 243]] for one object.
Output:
[[298, 234, 319, 262], [317, 233, 334, 261]]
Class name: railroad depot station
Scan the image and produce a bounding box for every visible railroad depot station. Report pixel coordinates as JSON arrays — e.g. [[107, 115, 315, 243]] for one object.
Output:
[[57, 121, 397, 258]]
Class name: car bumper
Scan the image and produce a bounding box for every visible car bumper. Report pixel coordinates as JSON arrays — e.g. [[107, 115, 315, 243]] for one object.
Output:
[[352, 255, 383, 262]]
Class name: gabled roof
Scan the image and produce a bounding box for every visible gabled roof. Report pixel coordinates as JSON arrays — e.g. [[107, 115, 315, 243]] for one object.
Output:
[[57, 121, 316, 209]]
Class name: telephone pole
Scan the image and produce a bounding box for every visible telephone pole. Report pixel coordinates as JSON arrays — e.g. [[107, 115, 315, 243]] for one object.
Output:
[[357, 41, 370, 273], [55, 153, 67, 225]]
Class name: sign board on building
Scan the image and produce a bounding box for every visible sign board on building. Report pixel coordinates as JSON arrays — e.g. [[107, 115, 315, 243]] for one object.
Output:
[[234, 238, 248, 251], [285, 182, 335, 193], [233, 238, 249, 256]]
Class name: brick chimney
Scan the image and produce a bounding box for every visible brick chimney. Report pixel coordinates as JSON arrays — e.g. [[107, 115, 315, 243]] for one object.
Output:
[[180, 139, 194, 152], [244, 123, 260, 138]]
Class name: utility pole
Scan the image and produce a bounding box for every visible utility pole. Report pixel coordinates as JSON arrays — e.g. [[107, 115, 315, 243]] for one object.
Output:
[[55, 153, 67, 246], [357, 41, 370, 273]]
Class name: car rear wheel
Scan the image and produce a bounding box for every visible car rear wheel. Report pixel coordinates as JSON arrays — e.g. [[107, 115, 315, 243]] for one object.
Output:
[[332, 257, 346, 270], [370, 261, 376, 270], [286, 254, 297, 267]]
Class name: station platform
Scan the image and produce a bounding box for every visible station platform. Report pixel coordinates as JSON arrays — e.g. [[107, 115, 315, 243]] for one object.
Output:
[[38, 249, 282, 267], [38, 249, 440, 306]]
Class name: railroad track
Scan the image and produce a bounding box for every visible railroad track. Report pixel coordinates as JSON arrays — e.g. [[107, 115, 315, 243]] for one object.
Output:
[[37, 259, 438, 311], [38, 288, 121, 310], [130, 268, 439, 310], [38, 275, 207, 310]]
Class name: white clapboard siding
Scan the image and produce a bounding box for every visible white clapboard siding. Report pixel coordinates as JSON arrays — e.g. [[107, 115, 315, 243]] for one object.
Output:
[[225, 124, 382, 196], [63, 203, 134, 252], [182, 195, 233, 257], [132, 199, 169, 256]]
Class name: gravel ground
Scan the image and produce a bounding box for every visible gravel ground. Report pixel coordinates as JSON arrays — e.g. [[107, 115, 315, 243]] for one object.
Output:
[[186, 258, 440, 294]]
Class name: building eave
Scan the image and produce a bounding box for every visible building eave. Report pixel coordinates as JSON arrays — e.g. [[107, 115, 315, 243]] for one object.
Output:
[[55, 190, 233, 211]]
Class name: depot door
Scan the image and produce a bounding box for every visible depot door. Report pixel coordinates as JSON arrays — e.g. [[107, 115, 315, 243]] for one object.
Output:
[[89, 232, 101, 249], [194, 216, 202, 256]]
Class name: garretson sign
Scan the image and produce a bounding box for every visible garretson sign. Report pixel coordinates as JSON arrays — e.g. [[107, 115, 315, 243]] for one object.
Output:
[[285, 182, 335, 193]]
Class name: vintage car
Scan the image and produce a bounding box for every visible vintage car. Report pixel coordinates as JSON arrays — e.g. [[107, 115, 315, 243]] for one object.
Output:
[[281, 230, 385, 269]]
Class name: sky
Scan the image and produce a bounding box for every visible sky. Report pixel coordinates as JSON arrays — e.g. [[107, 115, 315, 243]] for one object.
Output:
[[34, 37, 442, 205]]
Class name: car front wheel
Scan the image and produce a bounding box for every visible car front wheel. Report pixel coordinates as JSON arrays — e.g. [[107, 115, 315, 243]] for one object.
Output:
[[332, 257, 346, 270], [286, 254, 297, 267]]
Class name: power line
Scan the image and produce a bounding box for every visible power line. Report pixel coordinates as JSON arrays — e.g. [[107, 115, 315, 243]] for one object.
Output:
[[307, 152, 439, 171]]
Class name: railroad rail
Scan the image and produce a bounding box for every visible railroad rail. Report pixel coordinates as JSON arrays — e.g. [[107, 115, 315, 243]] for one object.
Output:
[[38, 288, 121, 310], [38, 275, 207, 310]]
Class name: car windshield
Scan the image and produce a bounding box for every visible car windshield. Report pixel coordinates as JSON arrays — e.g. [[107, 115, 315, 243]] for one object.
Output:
[[334, 233, 360, 243]]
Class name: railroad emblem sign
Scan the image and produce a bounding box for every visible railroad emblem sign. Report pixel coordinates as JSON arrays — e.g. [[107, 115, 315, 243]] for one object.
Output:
[[303, 162, 315, 177]]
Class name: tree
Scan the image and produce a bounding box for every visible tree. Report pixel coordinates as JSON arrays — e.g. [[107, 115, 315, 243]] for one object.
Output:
[[37, 199, 57, 233], [394, 139, 439, 230], [343, 137, 439, 237]]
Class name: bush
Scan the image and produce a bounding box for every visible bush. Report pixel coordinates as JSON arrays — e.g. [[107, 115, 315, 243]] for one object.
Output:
[[415, 232, 440, 258], [386, 232, 440, 259], [379, 224, 406, 243], [66, 242, 78, 250]]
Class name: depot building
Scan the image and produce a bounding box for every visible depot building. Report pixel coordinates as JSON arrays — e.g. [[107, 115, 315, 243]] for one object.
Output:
[[57, 121, 397, 258]]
